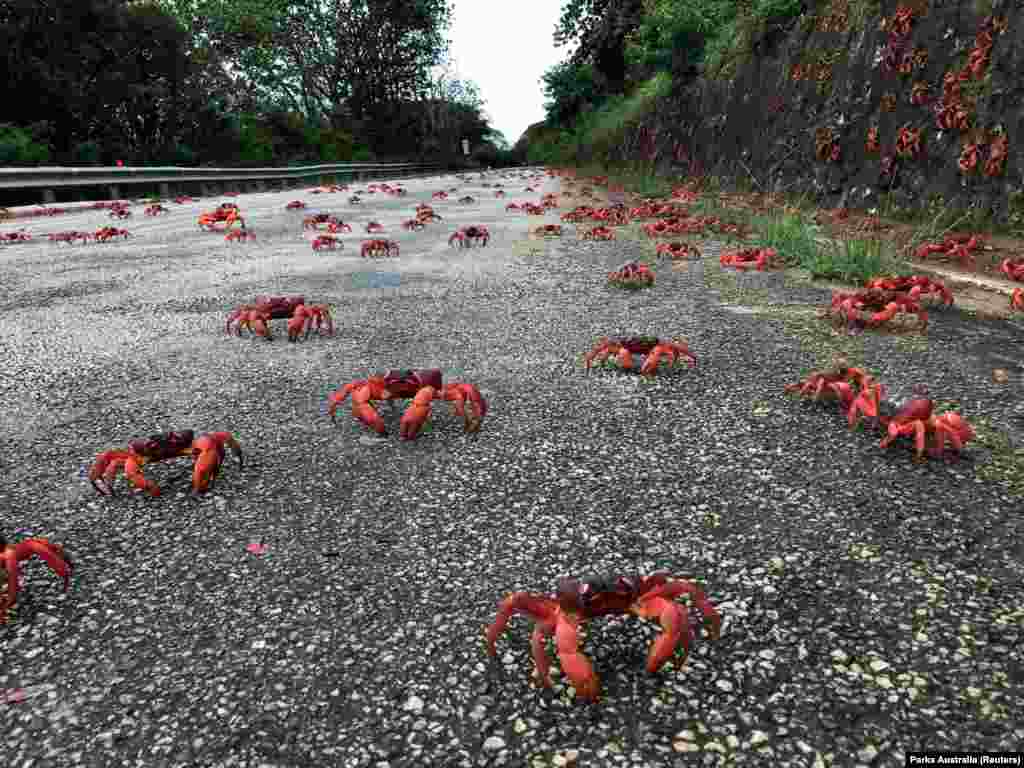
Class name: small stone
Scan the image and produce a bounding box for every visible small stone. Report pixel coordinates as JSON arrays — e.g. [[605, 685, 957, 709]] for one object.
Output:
[[750, 730, 770, 747], [966, 687, 982, 698], [716, 679, 734, 692], [758, 649, 776, 661], [831, 650, 849, 663], [869, 659, 889, 672], [402, 695, 424, 714], [875, 676, 893, 689], [675, 730, 696, 741], [513, 718, 528, 734], [796, 741, 814, 754], [704, 741, 726, 753], [726, 735, 739, 749], [858, 745, 878, 762], [673, 740, 699, 753], [482, 736, 505, 751]]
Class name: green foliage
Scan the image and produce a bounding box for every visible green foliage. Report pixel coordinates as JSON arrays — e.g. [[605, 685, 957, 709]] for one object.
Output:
[[236, 115, 274, 165], [542, 60, 603, 126], [71, 141, 102, 165], [808, 238, 907, 283], [751, 212, 906, 283], [0, 124, 51, 165]]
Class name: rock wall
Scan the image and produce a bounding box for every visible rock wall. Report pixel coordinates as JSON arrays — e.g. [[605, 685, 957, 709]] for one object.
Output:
[[614, 0, 1024, 221]]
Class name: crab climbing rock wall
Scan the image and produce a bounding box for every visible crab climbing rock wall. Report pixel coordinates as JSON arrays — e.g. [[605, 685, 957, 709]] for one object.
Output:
[[610, 0, 1024, 221]]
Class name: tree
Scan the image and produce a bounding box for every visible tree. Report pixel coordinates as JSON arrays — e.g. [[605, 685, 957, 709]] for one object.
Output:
[[541, 60, 601, 126], [553, 0, 645, 93]]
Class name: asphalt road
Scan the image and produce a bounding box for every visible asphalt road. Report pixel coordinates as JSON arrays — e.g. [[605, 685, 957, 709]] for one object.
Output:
[[1, 169, 1022, 768]]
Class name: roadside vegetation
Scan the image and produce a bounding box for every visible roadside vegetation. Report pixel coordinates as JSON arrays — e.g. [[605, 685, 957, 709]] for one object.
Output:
[[0, 0, 521, 172], [526, 0, 1022, 287]]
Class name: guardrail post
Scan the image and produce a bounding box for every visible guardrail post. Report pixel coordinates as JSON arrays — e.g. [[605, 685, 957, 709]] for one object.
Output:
[[43, 189, 56, 204], [159, 182, 171, 198], [109, 184, 120, 200]]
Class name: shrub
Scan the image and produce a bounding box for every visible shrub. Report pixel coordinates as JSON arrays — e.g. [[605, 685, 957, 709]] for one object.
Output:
[[0, 124, 52, 165]]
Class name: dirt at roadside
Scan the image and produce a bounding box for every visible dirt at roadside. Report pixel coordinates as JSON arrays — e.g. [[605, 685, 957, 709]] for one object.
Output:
[[555, 179, 1024, 320]]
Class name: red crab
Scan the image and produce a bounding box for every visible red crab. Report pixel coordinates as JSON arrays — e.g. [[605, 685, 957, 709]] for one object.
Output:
[[0, 230, 31, 244], [877, 392, 975, 461], [785, 357, 869, 408], [327, 368, 487, 439], [1000, 258, 1024, 282], [449, 226, 490, 248], [174, 196, 195, 204], [505, 202, 522, 211], [285, 201, 307, 210], [608, 261, 655, 289], [895, 124, 923, 159], [225, 229, 256, 243], [1, 533, 72, 620], [865, 275, 953, 305], [108, 206, 132, 219], [485, 573, 721, 702], [303, 213, 338, 231], [655, 242, 700, 260], [1011, 288, 1024, 311], [88, 429, 243, 496], [959, 142, 981, 174], [144, 204, 169, 216], [327, 220, 352, 234], [866, 127, 880, 154], [432, 191, 449, 200], [583, 226, 615, 241], [312, 235, 341, 251], [985, 134, 1008, 177], [828, 289, 928, 332], [416, 208, 443, 223], [365, 221, 385, 234], [915, 235, 983, 268], [199, 206, 245, 231], [48, 231, 92, 245], [494, 190, 507, 198], [93, 227, 130, 242], [361, 239, 399, 258], [720, 247, 780, 271], [226, 295, 334, 341], [584, 336, 696, 376], [533, 224, 563, 237], [402, 218, 426, 231]]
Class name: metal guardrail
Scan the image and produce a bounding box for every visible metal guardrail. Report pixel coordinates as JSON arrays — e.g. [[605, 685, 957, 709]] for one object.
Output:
[[0, 161, 442, 191]]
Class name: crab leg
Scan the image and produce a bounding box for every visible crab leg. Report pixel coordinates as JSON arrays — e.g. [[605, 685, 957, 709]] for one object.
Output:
[[441, 383, 487, 432], [1, 540, 72, 615], [399, 387, 436, 440], [486, 592, 560, 687], [554, 611, 601, 701], [89, 450, 130, 495], [630, 595, 690, 672], [124, 455, 162, 496]]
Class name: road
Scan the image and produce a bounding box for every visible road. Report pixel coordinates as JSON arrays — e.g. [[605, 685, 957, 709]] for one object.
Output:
[[1, 169, 1022, 767]]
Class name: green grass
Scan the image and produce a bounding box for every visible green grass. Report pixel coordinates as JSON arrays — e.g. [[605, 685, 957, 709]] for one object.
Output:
[[808, 237, 909, 283], [751, 211, 819, 267]]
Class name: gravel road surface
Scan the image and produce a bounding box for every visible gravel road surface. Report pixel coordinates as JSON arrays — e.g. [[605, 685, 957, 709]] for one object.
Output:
[[1, 170, 1022, 767]]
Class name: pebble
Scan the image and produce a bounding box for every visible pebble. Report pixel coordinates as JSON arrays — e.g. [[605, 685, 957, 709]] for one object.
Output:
[[483, 736, 505, 751]]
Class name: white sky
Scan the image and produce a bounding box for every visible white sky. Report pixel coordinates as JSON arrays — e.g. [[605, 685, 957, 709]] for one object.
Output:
[[446, 0, 568, 145]]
